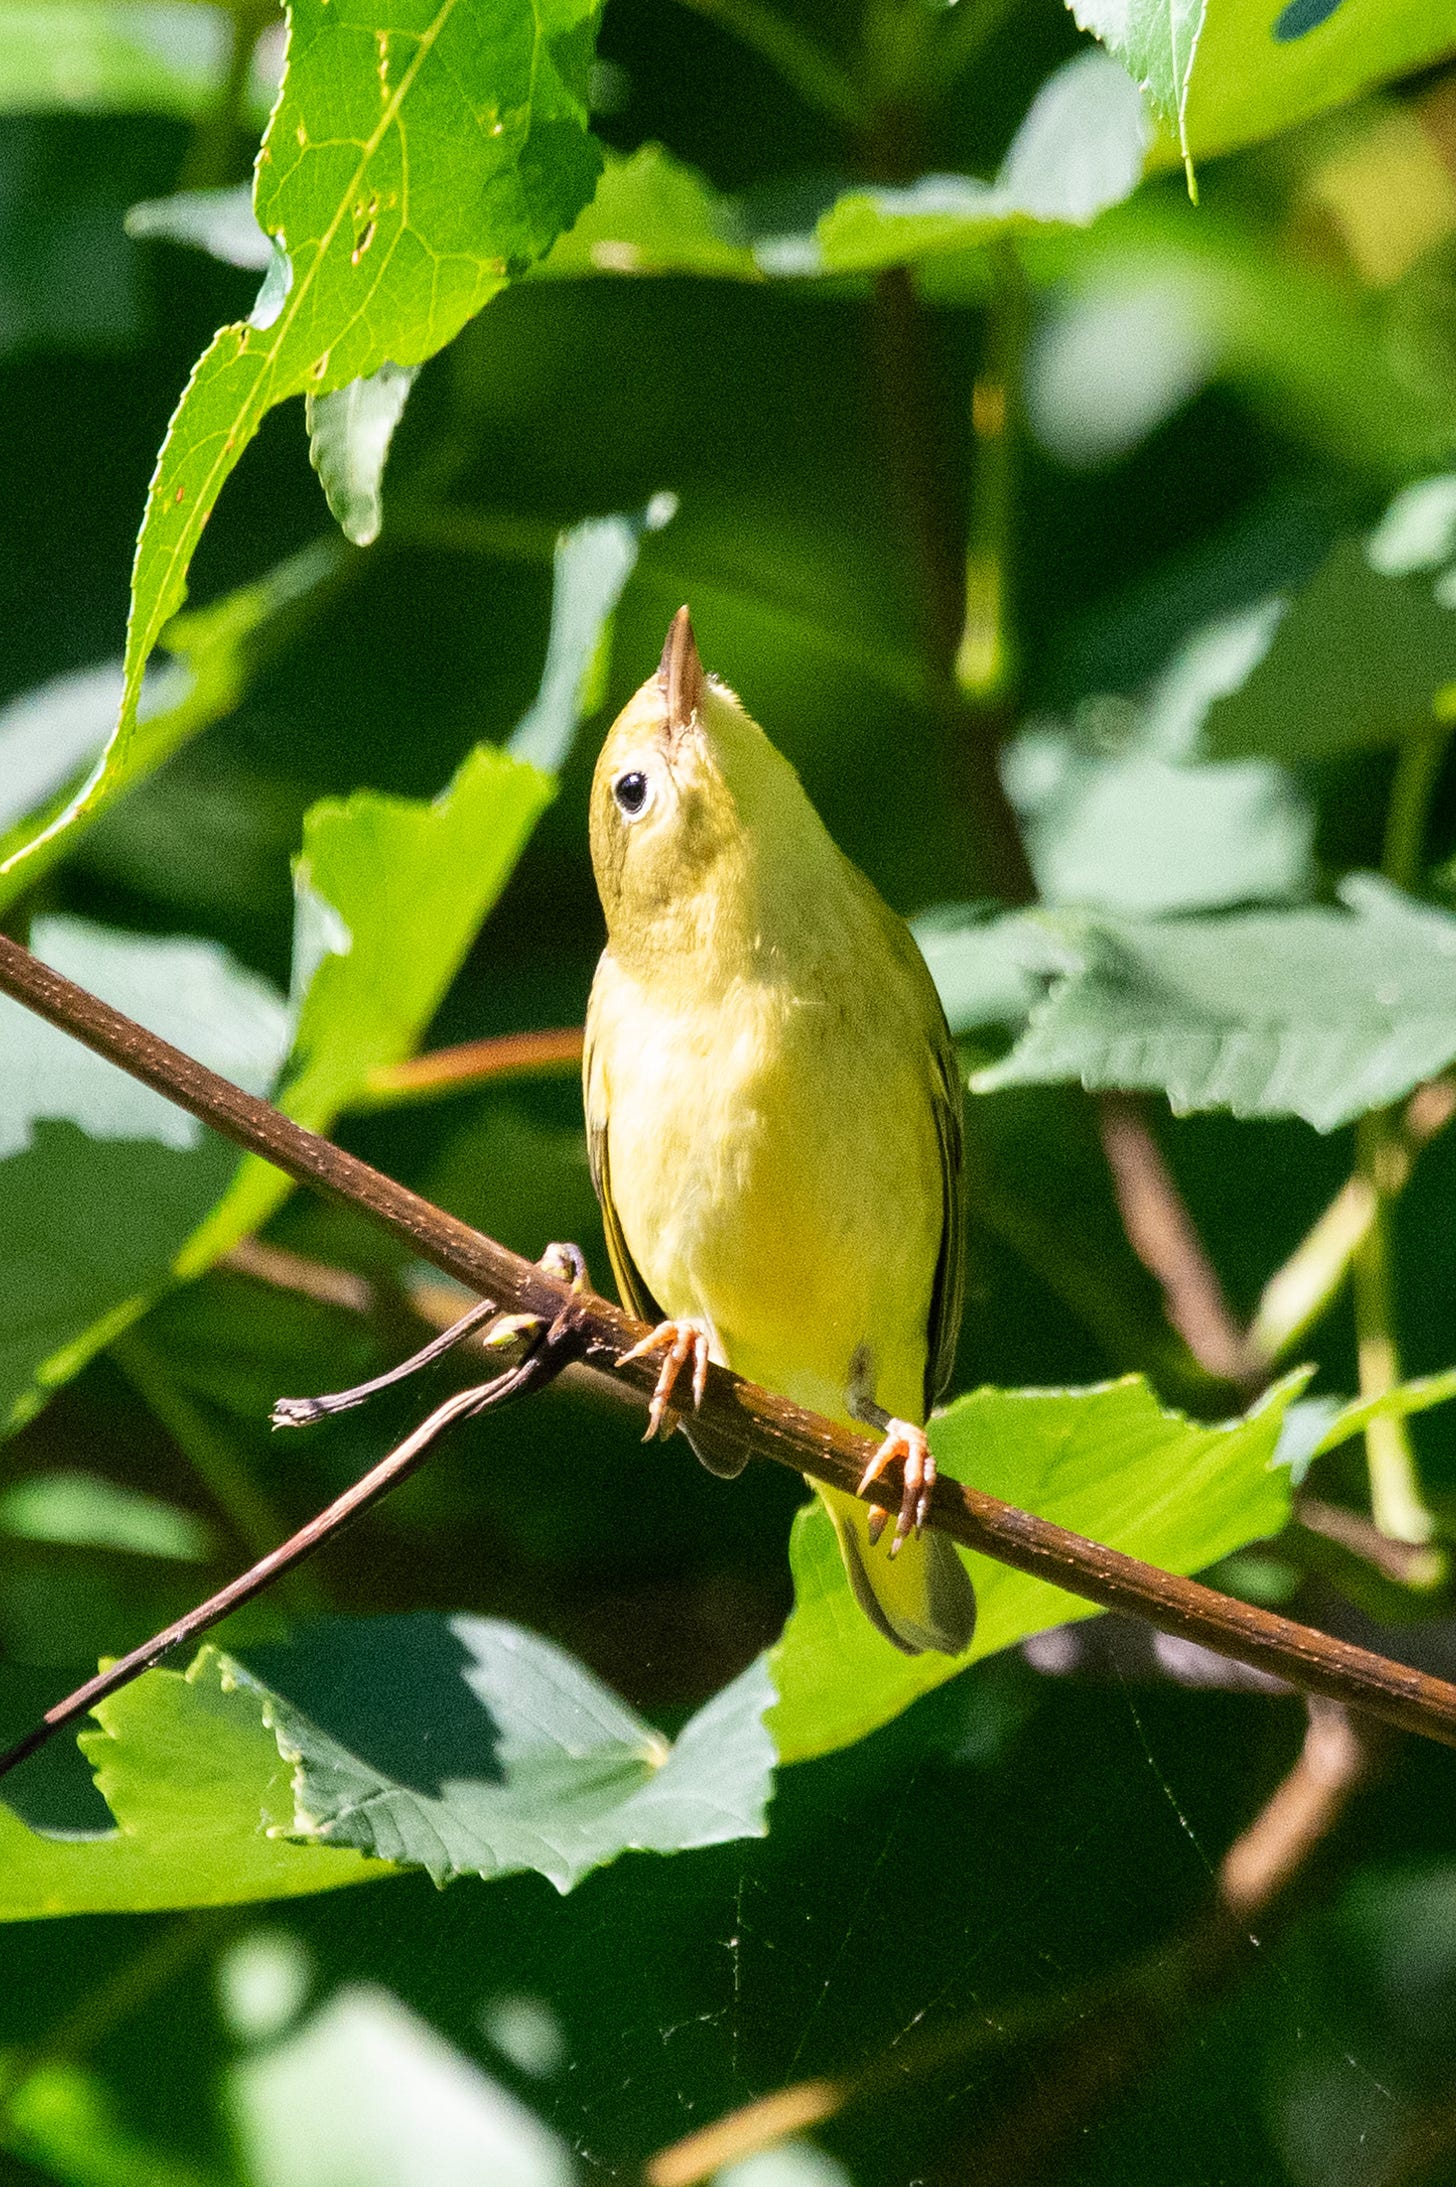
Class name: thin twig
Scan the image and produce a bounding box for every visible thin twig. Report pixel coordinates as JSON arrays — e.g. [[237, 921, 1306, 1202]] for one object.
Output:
[[359, 1025, 585, 1106], [1096, 1093, 1258, 1393], [5, 936, 1456, 1752], [0, 1300, 587, 1783], [1248, 1077, 1456, 1368], [662, 0, 866, 128]]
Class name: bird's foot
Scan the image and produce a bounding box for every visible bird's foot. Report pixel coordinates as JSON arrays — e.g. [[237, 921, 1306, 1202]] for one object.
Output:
[[857, 1419, 935, 1558], [620, 1319, 712, 1441]]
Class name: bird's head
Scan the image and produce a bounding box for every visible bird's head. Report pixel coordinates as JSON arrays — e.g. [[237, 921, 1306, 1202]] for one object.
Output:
[[589, 608, 809, 947]]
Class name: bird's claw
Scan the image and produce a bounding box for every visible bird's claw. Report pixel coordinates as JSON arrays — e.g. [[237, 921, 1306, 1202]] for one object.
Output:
[[620, 1319, 711, 1441], [857, 1419, 935, 1557]]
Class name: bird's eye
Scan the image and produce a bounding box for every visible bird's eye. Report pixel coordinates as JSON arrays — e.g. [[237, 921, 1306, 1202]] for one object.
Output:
[[613, 770, 650, 818]]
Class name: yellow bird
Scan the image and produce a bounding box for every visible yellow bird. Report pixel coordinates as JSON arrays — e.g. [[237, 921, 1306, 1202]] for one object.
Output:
[[583, 609, 975, 1657]]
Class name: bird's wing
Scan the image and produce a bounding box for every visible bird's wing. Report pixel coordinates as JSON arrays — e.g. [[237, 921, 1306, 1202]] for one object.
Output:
[[924, 1013, 966, 1415], [582, 993, 665, 1330]]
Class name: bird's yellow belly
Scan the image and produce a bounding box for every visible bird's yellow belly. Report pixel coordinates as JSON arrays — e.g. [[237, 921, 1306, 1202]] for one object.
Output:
[[605, 991, 940, 1425]]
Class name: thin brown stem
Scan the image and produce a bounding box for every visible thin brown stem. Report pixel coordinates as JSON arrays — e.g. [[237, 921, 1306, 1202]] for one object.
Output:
[[1096, 1093, 1257, 1393], [5, 934, 1456, 1752], [359, 1025, 585, 1106]]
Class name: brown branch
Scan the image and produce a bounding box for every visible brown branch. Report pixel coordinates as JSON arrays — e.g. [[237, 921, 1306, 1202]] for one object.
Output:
[[359, 1025, 585, 1104], [1096, 1092, 1257, 1393], [6, 930, 1456, 1749]]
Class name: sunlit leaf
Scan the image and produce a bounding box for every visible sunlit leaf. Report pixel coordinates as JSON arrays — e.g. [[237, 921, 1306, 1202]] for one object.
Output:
[[769, 1375, 1298, 1762], [115, 0, 605, 804], [0, 1619, 773, 1914], [0, 1647, 385, 1920], [180, 742, 553, 1266], [0, 4, 230, 119]]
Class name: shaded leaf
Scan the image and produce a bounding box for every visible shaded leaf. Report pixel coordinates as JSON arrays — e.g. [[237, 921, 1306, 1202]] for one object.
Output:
[[115, 0, 605, 799], [126, 183, 272, 269], [3, 2063, 227, 2187], [236, 1614, 775, 1891], [769, 1375, 1298, 1762], [970, 877, 1456, 1131], [0, 539, 348, 913], [0, 918, 290, 1432], [1001, 726, 1313, 914], [1201, 535, 1456, 760]]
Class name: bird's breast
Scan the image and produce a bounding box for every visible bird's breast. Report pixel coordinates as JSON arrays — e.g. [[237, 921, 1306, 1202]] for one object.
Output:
[[594, 964, 942, 1422]]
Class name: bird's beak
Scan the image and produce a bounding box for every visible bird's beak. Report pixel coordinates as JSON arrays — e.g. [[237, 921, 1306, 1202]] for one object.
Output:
[[658, 605, 706, 744]]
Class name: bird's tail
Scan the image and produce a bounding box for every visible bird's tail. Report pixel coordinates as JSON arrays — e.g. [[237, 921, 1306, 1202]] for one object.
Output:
[[819, 1483, 976, 1656]]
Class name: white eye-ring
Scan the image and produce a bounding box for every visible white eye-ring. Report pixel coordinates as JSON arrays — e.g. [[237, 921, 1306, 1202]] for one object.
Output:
[[613, 769, 651, 819]]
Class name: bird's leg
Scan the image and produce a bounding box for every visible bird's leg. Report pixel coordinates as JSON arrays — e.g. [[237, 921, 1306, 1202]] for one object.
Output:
[[846, 1349, 934, 1558], [619, 1318, 712, 1441]]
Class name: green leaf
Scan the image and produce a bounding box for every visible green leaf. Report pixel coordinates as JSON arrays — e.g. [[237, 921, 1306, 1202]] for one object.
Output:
[[0, 1618, 773, 1914], [1001, 726, 1313, 914], [969, 877, 1456, 1131], [0, 1473, 215, 1561], [0, 539, 348, 914], [810, 53, 1149, 275], [232, 1986, 576, 2187], [508, 492, 677, 772], [116, 0, 605, 786], [234, 1614, 775, 1891], [1070, 0, 1456, 169], [769, 1375, 1298, 1763], [538, 143, 760, 280], [180, 741, 554, 1267], [306, 362, 419, 548], [0, 4, 229, 119], [0, 1648, 386, 1921], [1200, 536, 1456, 761], [0, 918, 291, 1433]]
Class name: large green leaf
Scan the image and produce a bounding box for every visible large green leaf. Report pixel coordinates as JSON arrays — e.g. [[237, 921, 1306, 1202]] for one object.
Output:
[[0, 539, 348, 914], [180, 741, 553, 1267], [234, 1614, 775, 1891], [769, 1375, 1297, 1763], [115, 0, 604, 778], [0, 919, 290, 1434], [0, 1618, 774, 1915], [1070, 0, 1456, 170], [1200, 536, 1456, 761], [966, 877, 1456, 1131]]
